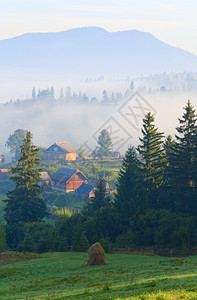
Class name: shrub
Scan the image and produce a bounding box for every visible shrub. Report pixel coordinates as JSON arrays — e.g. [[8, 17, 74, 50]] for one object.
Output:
[[18, 222, 58, 253], [115, 230, 135, 248], [99, 238, 111, 253]]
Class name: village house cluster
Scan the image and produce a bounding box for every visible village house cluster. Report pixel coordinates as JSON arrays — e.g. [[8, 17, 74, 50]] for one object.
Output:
[[1, 141, 110, 199], [39, 166, 109, 199]]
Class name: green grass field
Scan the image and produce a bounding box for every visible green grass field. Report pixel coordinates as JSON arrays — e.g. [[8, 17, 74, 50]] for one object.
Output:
[[1, 252, 197, 299]]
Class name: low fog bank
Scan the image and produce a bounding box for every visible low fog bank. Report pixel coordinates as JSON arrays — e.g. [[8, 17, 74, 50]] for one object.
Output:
[[0, 77, 130, 103], [0, 91, 196, 162], [0, 102, 119, 161]]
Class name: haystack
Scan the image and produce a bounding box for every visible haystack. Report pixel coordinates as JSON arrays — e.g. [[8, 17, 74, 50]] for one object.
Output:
[[87, 242, 106, 266]]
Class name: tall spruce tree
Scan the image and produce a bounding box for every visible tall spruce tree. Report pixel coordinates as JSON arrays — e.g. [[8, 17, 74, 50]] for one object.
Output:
[[137, 112, 165, 208], [114, 147, 147, 231], [84, 176, 110, 216], [94, 129, 113, 158], [162, 135, 177, 211], [169, 100, 197, 213], [4, 131, 48, 248]]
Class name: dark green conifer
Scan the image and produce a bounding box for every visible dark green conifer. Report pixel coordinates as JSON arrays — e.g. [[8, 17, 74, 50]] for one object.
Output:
[[169, 100, 197, 213], [84, 177, 110, 216], [137, 112, 165, 208], [137, 113, 165, 188], [4, 131, 48, 248], [114, 147, 146, 231], [162, 135, 176, 211]]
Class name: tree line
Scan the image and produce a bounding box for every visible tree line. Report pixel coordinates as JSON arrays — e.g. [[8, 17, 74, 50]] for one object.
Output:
[[2, 100, 197, 253], [1, 87, 126, 108]]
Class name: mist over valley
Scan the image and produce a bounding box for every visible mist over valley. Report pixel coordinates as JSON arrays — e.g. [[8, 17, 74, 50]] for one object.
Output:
[[1, 27, 197, 100], [1, 89, 197, 161], [1, 27, 197, 160]]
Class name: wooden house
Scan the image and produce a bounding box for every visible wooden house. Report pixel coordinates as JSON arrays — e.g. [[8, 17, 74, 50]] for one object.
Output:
[[0, 169, 10, 177], [51, 167, 88, 192], [39, 172, 50, 187], [75, 183, 95, 199], [0, 155, 5, 164], [45, 142, 76, 161]]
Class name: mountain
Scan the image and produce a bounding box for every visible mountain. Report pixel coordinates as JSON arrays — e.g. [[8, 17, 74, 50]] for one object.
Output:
[[0, 27, 197, 80]]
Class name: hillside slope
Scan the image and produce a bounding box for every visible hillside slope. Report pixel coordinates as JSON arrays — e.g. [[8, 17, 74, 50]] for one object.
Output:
[[0, 252, 197, 299], [0, 27, 197, 79]]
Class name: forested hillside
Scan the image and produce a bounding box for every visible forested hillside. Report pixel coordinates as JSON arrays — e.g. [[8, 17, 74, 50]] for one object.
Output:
[[1, 100, 197, 255]]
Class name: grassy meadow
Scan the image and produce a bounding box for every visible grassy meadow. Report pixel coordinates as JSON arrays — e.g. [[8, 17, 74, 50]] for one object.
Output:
[[1, 252, 197, 299]]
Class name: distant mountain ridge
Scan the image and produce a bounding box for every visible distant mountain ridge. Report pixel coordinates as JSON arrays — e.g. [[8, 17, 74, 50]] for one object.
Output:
[[0, 27, 197, 79]]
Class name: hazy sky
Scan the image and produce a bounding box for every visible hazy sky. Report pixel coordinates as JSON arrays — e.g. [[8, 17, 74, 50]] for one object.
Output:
[[0, 0, 197, 54]]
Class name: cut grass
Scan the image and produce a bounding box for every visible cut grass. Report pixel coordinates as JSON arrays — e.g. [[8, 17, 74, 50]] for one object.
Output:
[[0, 251, 40, 266], [43, 191, 86, 212], [1, 252, 197, 299]]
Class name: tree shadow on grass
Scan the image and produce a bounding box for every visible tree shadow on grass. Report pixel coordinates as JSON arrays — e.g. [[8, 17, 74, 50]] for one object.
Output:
[[71, 273, 197, 299]]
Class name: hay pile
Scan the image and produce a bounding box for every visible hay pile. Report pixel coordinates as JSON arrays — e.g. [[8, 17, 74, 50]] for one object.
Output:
[[87, 242, 106, 266]]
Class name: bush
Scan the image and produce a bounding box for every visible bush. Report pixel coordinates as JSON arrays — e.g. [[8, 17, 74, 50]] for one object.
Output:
[[6, 223, 25, 250], [115, 230, 135, 248], [71, 224, 89, 251], [55, 214, 89, 252], [18, 222, 59, 253], [99, 238, 111, 253]]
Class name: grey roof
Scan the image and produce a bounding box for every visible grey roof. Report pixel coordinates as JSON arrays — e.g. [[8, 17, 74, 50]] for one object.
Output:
[[39, 172, 50, 181], [56, 142, 76, 153], [51, 167, 77, 182], [76, 183, 95, 194], [45, 142, 76, 154]]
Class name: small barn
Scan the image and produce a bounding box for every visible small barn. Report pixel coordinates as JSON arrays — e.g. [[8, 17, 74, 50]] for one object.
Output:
[[75, 183, 95, 199], [51, 167, 88, 192], [39, 172, 50, 187], [45, 142, 76, 161], [0, 155, 5, 164]]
